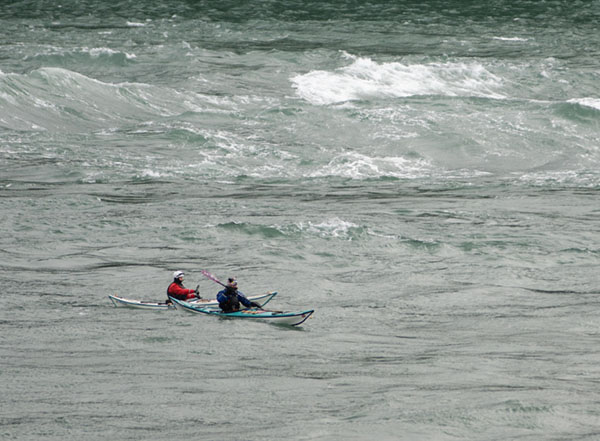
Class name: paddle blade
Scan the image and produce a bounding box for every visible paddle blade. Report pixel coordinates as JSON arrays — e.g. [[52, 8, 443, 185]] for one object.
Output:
[[201, 270, 226, 287]]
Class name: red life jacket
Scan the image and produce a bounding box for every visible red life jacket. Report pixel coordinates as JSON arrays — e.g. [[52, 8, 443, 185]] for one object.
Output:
[[167, 281, 196, 300]]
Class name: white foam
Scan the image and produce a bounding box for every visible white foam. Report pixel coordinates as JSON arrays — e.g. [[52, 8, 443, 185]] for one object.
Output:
[[309, 152, 431, 179], [87, 47, 137, 59], [297, 218, 360, 239], [141, 169, 162, 178], [89, 47, 118, 56], [292, 55, 505, 105], [568, 98, 600, 111], [492, 36, 528, 41]]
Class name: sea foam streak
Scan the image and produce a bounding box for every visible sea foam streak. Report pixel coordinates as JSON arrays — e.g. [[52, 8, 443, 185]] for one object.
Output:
[[292, 56, 505, 105]]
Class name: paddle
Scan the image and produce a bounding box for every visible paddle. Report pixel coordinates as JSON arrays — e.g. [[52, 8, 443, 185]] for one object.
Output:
[[201, 270, 227, 288], [201, 270, 264, 309]]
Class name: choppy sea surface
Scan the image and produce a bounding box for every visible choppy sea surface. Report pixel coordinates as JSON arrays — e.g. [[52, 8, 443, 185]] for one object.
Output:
[[1, 1, 599, 440]]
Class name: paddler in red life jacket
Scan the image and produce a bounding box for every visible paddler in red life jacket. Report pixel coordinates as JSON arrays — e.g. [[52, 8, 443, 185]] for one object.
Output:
[[167, 270, 199, 301]]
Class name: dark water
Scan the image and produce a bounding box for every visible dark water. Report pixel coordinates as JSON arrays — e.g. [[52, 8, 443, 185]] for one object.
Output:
[[1, 1, 599, 440]]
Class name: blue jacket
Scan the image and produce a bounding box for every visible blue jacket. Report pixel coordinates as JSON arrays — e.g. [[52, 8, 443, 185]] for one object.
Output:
[[217, 288, 252, 308]]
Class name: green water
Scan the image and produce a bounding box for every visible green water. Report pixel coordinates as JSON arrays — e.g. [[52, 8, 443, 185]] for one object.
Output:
[[1, 1, 599, 440]]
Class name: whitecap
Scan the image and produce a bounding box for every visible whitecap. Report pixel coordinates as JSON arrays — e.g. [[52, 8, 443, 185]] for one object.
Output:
[[297, 218, 361, 239], [141, 169, 162, 178], [492, 37, 528, 42], [291, 56, 506, 105], [568, 98, 600, 111], [88, 47, 119, 56], [310, 152, 432, 179], [87, 47, 136, 59]]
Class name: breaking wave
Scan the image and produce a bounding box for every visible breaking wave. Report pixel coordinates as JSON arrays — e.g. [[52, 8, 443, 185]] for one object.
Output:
[[291, 55, 506, 105]]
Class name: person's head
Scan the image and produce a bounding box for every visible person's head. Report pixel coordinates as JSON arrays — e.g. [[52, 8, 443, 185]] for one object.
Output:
[[173, 270, 185, 282], [227, 277, 238, 290]]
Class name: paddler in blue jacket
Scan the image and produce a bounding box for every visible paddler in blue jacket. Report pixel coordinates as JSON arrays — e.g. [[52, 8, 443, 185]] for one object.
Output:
[[217, 278, 261, 312]]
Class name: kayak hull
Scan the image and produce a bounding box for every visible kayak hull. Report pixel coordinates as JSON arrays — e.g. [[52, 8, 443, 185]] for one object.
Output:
[[108, 292, 277, 311], [109, 295, 172, 310], [169, 297, 314, 326]]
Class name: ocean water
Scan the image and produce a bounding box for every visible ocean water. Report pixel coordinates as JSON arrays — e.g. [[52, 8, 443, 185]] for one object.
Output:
[[1, 1, 599, 440]]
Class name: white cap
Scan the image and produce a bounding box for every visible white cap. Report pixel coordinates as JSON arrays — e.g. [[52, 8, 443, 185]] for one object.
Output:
[[173, 270, 184, 279]]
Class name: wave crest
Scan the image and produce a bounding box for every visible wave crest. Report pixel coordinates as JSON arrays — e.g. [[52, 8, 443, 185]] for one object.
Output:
[[0, 67, 193, 131], [291, 55, 505, 105]]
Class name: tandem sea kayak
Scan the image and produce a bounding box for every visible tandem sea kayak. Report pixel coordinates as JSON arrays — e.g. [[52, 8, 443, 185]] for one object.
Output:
[[108, 292, 278, 311], [169, 296, 314, 327]]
